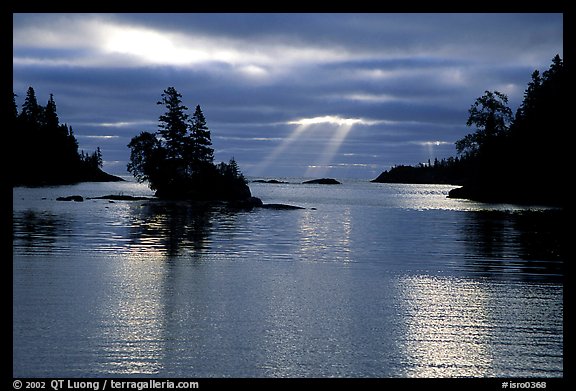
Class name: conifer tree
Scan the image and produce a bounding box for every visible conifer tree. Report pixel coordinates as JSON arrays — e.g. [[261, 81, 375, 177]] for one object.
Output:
[[157, 87, 189, 161], [43, 93, 59, 130], [190, 104, 214, 166], [19, 86, 42, 128], [12, 93, 18, 122], [516, 70, 542, 121]]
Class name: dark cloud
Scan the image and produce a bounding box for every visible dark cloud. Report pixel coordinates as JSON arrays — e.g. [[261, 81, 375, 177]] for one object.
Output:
[[13, 13, 563, 179]]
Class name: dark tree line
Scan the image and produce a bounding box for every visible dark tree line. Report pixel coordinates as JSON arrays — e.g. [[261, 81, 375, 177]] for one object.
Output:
[[374, 55, 567, 206], [127, 87, 251, 201], [450, 54, 567, 205], [11, 87, 119, 186], [371, 156, 473, 185]]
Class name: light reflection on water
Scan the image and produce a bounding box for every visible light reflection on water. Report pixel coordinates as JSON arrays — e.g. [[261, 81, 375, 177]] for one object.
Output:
[[12, 181, 563, 377], [400, 275, 494, 378], [94, 250, 167, 375]]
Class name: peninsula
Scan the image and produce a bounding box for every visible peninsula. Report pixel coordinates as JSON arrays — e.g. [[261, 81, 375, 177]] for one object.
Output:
[[372, 55, 566, 207], [12, 87, 123, 186]]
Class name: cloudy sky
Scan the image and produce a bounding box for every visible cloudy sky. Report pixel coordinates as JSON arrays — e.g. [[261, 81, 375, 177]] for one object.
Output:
[[12, 13, 563, 179]]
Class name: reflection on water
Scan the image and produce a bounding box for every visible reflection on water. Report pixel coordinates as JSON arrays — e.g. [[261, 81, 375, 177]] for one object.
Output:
[[460, 210, 563, 282], [398, 275, 562, 378], [400, 275, 493, 377], [12, 210, 68, 253], [12, 182, 564, 377], [127, 201, 214, 256], [95, 251, 166, 375], [297, 206, 353, 263]]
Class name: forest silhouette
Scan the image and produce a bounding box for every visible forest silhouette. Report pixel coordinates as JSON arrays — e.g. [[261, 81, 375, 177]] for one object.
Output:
[[11, 87, 122, 186], [373, 55, 567, 207]]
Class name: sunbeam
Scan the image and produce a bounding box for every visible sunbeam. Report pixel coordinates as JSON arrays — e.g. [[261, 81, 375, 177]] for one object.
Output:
[[251, 124, 310, 176], [305, 123, 354, 177], [253, 115, 367, 177]]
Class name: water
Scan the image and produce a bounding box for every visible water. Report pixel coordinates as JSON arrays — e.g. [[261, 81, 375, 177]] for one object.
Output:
[[12, 179, 563, 378]]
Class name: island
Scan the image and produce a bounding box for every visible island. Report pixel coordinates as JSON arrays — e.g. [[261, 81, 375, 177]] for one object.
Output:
[[302, 178, 341, 185], [126, 87, 259, 205]]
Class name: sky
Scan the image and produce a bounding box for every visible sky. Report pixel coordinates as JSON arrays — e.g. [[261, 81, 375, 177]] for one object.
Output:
[[12, 13, 563, 179]]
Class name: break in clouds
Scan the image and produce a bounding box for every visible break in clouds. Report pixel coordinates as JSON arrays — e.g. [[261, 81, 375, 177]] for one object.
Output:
[[12, 13, 563, 178]]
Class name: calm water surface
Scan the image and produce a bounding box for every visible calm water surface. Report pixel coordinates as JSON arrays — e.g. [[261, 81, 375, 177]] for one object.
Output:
[[12, 180, 563, 378]]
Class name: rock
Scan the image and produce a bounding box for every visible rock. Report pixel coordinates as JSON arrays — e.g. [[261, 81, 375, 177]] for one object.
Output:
[[261, 203, 305, 210], [252, 179, 288, 184], [302, 178, 341, 185], [88, 194, 152, 201], [247, 196, 264, 207], [56, 195, 84, 202], [226, 197, 305, 210], [447, 186, 468, 199], [227, 196, 264, 209]]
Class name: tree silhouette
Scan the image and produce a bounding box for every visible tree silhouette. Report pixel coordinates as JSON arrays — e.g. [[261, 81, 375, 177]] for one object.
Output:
[[128, 87, 250, 201], [127, 130, 164, 188], [11, 93, 18, 122], [375, 54, 567, 206], [504, 54, 567, 204], [455, 90, 513, 158], [449, 54, 567, 205], [43, 94, 60, 131], [157, 87, 189, 161], [12, 86, 119, 186], [189, 104, 214, 167], [19, 86, 42, 129]]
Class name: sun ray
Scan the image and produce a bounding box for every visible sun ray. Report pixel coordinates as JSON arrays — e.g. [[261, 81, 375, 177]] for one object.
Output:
[[253, 115, 373, 177], [305, 123, 354, 177], [251, 124, 310, 176]]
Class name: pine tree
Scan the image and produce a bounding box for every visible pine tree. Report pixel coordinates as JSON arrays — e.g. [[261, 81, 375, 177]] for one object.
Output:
[[12, 93, 18, 122], [95, 147, 103, 168], [228, 157, 240, 178], [19, 86, 42, 128], [190, 105, 214, 166], [516, 70, 542, 121], [157, 87, 189, 161], [43, 93, 59, 130]]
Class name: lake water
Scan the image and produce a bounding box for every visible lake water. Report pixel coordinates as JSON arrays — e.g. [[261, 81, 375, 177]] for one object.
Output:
[[12, 179, 564, 378]]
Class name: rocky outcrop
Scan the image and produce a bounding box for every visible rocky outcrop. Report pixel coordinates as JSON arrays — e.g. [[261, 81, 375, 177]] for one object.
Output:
[[302, 178, 341, 185], [88, 194, 153, 201], [260, 203, 305, 210], [56, 195, 84, 202], [252, 179, 289, 184]]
